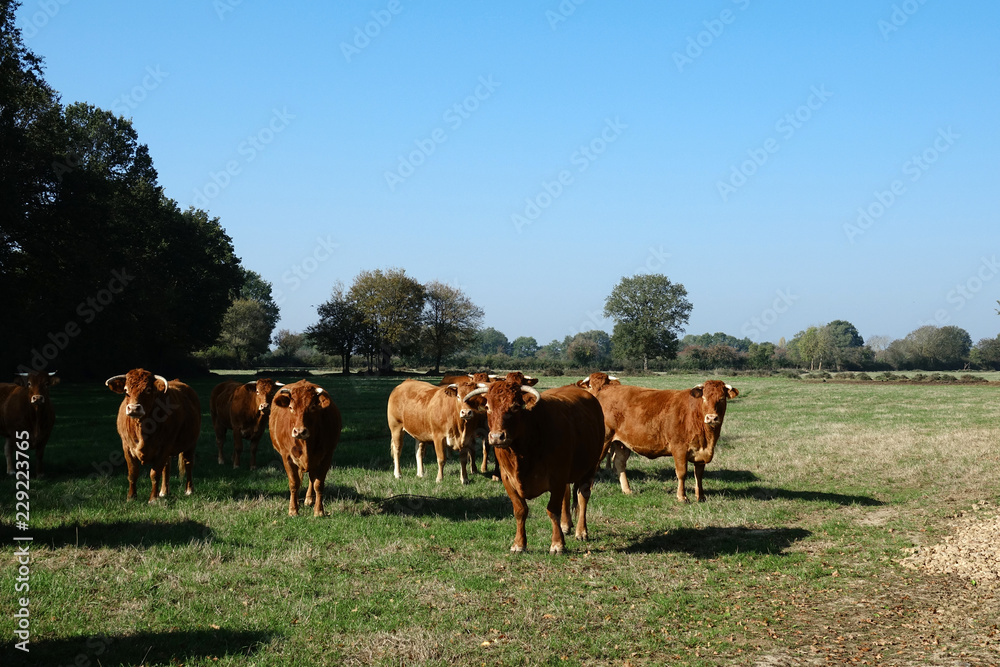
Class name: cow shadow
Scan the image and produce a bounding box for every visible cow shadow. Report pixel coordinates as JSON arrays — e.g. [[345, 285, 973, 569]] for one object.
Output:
[[8, 628, 272, 666], [712, 486, 883, 507], [0, 519, 213, 549], [605, 467, 760, 485], [624, 526, 811, 558], [378, 493, 511, 521]]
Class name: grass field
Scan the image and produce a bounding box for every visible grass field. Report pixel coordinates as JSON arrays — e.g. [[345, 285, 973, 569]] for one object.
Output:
[[3, 372, 1000, 666]]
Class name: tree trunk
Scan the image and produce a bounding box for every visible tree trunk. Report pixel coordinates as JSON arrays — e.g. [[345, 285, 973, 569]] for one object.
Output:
[[643, 355, 648, 373]]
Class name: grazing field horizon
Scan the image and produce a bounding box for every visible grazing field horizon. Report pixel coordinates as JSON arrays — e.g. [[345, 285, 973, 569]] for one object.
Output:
[[3, 372, 1000, 666]]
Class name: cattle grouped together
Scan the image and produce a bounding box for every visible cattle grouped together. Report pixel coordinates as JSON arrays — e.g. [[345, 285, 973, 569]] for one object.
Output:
[[2, 369, 738, 553]]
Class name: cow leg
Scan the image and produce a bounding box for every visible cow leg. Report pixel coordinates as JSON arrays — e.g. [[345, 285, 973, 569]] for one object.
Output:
[[4, 437, 13, 475], [458, 447, 470, 485], [283, 458, 302, 516], [309, 472, 325, 517], [560, 485, 573, 534], [35, 440, 45, 478], [415, 441, 427, 478], [215, 423, 227, 465], [479, 441, 489, 474], [389, 425, 404, 479], [612, 444, 633, 494], [574, 479, 593, 541], [433, 438, 446, 483], [124, 445, 139, 501], [304, 472, 313, 506], [179, 450, 194, 496], [693, 462, 706, 502], [249, 435, 260, 471], [159, 458, 171, 498], [503, 480, 529, 552], [674, 456, 690, 503], [232, 432, 244, 469], [547, 486, 568, 554]]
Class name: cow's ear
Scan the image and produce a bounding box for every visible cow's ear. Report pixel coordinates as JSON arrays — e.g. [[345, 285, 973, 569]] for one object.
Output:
[[725, 385, 739, 399], [154, 376, 169, 393], [608, 376, 621, 385], [316, 387, 332, 409], [443, 384, 459, 398], [273, 392, 291, 408], [14, 374, 29, 387], [690, 386, 704, 398], [105, 376, 127, 394], [576, 378, 590, 389], [48, 375, 60, 387], [522, 376, 539, 387], [522, 390, 540, 411]]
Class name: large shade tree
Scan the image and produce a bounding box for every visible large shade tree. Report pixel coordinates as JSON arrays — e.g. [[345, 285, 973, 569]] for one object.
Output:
[[347, 268, 425, 373], [604, 274, 692, 371], [421, 280, 484, 374]]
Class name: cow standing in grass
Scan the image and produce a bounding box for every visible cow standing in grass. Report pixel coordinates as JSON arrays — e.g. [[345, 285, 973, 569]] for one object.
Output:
[[388, 379, 482, 484], [462, 379, 605, 553], [269, 380, 342, 517], [577, 372, 739, 502], [1, 371, 59, 477], [210, 378, 281, 469], [106, 369, 201, 502]]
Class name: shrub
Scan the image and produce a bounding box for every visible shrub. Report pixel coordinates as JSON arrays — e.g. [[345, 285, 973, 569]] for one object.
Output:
[[542, 366, 564, 377], [911, 373, 928, 382], [837, 372, 856, 380], [779, 370, 802, 379], [855, 372, 872, 381], [960, 374, 988, 383], [875, 371, 896, 381]]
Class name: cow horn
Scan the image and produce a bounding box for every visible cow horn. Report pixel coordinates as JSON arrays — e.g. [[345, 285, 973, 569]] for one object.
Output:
[[16, 372, 28, 377], [463, 386, 488, 403], [275, 382, 284, 387], [104, 374, 126, 387], [315, 387, 325, 394], [694, 383, 704, 389], [155, 375, 169, 392], [49, 371, 58, 376], [521, 385, 541, 401], [608, 375, 618, 381]]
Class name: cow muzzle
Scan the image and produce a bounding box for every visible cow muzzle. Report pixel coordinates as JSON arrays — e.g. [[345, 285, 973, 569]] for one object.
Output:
[[488, 431, 508, 448], [258, 403, 269, 413], [291, 427, 310, 440], [126, 403, 146, 418], [30, 395, 45, 405], [704, 413, 720, 425]]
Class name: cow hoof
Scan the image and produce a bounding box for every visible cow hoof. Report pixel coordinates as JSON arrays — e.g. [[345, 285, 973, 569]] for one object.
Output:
[[250, 465, 257, 471], [393, 472, 401, 479], [575, 531, 589, 541], [677, 497, 690, 504], [185, 489, 193, 496], [217, 457, 224, 465], [288, 509, 299, 517], [305, 498, 314, 506], [549, 544, 564, 554], [510, 545, 524, 553]]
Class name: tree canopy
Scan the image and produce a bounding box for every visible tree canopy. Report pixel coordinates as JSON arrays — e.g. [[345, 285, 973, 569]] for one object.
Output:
[[604, 274, 692, 371]]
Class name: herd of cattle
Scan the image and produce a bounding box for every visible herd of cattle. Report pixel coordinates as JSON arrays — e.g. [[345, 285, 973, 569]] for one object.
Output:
[[0, 369, 738, 552]]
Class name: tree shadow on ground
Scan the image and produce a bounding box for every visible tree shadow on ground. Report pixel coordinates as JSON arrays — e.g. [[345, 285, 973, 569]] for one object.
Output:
[[7, 628, 273, 666], [0, 519, 213, 549], [624, 526, 812, 558]]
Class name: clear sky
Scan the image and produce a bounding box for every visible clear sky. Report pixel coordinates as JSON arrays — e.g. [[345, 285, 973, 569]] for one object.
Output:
[[16, 0, 1000, 347]]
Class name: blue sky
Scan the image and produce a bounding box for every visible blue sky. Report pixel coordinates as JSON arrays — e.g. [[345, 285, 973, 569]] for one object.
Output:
[[17, 0, 1000, 347]]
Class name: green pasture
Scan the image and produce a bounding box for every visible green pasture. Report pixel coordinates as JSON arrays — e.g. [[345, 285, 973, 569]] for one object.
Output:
[[2, 373, 1000, 665]]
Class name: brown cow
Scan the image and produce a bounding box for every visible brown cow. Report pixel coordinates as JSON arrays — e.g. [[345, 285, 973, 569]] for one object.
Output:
[[106, 369, 201, 502], [451, 372, 538, 476], [2, 371, 59, 476], [577, 372, 739, 502], [462, 379, 604, 553], [388, 379, 482, 484], [210, 378, 281, 469], [269, 380, 342, 517]]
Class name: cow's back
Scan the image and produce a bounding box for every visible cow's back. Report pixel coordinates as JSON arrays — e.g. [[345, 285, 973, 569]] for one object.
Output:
[[0, 384, 21, 436], [531, 385, 605, 479], [387, 380, 443, 437], [210, 381, 240, 420], [598, 385, 697, 457]]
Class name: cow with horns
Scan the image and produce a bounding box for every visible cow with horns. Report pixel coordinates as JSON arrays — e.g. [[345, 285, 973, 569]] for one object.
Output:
[[2, 371, 59, 476], [577, 373, 739, 502], [105, 369, 201, 502], [462, 378, 605, 553], [210, 378, 282, 469]]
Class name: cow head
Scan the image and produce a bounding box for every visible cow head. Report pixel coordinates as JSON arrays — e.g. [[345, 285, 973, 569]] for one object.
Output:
[[463, 379, 540, 449], [576, 372, 620, 395], [504, 371, 538, 387], [15, 371, 59, 406], [447, 380, 489, 422], [691, 380, 739, 427], [105, 369, 169, 419], [245, 378, 282, 415], [272, 381, 332, 441]]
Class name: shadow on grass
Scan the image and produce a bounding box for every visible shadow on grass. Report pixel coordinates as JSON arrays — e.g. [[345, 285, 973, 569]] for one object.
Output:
[[7, 628, 273, 666], [624, 526, 811, 558], [378, 493, 511, 520], [607, 467, 761, 485], [715, 486, 883, 506], [0, 519, 213, 549]]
